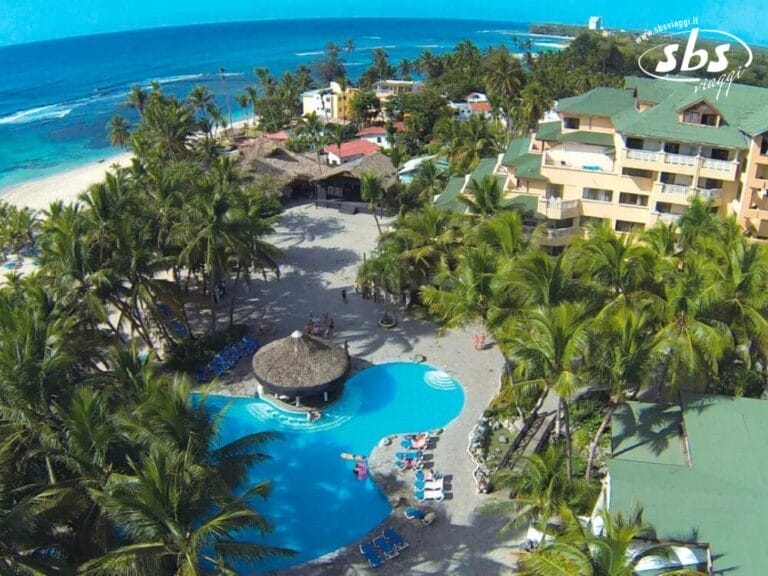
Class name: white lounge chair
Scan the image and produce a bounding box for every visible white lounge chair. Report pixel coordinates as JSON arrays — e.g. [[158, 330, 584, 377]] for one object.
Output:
[[414, 488, 445, 502]]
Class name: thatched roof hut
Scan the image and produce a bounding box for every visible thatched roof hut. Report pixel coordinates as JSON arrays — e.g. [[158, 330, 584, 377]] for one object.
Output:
[[252, 331, 350, 399], [238, 136, 333, 188], [313, 152, 397, 188]]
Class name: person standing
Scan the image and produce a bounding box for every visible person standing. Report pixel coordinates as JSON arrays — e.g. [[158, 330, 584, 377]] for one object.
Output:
[[341, 288, 348, 304]]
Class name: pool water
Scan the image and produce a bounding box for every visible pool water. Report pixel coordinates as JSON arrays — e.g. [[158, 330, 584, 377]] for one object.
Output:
[[205, 362, 465, 573]]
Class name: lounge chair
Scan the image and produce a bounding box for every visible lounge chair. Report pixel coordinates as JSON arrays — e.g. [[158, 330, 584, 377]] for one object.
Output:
[[395, 458, 423, 472], [373, 535, 399, 560], [384, 527, 409, 551], [415, 469, 440, 482], [400, 435, 428, 450], [359, 541, 384, 568], [395, 451, 423, 461], [414, 488, 445, 502], [414, 478, 444, 492], [404, 507, 437, 526]]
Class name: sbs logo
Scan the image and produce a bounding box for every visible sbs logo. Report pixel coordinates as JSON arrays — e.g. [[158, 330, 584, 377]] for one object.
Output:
[[638, 27, 752, 83]]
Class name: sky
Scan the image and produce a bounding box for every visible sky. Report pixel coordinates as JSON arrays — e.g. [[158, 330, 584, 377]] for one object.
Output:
[[0, 0, 764, 47]]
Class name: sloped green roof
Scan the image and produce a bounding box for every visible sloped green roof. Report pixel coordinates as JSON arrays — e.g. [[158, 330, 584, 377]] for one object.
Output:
[[503, 193, 538, 214], [514, 154, 546, 180], [470, 157, 499, 181], [557, 87, 636, 116], [502, 136, 531, 166], [536, 121, 562, 141], [434, 176, 468, 214], [560, 131, 615, 147], [625, 76, 679, 104], [609, 393, 768, 575]]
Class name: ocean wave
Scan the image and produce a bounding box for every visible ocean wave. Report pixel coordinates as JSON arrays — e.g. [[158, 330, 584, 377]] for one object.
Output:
[[0, 103, 75, 125], [151, 73, 206, 85], [345, 62, 365, 67], [416, 44, 443, 49], [534, 42, 569, 49], [362, 36, 382, 40], [358, 45, 397, 51], [295, 50, 324, 57], [218, 72, 244, 78]]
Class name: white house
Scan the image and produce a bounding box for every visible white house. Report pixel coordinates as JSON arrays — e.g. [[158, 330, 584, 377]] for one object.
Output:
[[301, 88, 334, 120], [466, 92, 489, 104], [588, 16, 603, 30], [323, 140, 380, 165], [356, 126, 391, 149]]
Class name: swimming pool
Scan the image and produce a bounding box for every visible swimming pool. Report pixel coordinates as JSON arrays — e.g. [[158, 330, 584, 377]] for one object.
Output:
[[205, 361, 465, 573]]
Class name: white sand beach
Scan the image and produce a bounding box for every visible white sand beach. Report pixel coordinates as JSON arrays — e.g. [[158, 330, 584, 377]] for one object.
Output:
[[0, 153, 133, 210], [0, 120, 251, 211]]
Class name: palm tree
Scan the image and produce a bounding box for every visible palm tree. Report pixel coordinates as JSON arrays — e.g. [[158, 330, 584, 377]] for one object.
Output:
[[518, 506, 706, 575], [458, 174, 505, 218], [484, 445, 596, 540], [127, 85, 148, 115], [485, 47, 524, 130], [107, 115, 131, 148], [583, 301, 658, 480], [360, 172, 386, 235], [498, 302, 589, 478], [516, 82, 552, 133]]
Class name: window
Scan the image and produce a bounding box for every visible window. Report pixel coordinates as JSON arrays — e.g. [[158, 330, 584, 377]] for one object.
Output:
[[760, 137, 768, 156], [655, 202, 673, 214], [582, 187, 613, 202], [710, 148, 728, 160], [580, 216, 606, 228], [615, 220, 644, 233], [563, 117, 580, 129], [683, 111, 700, 124], [664, 142, 680, 154], [546, 184, 564, 199], [548, 218, 575, 229], [626, 137, 644, 150], [622, 167, 654, 179], [702, 114, 717, 126], [700, 178, 723, 190], [619, 193, 649, 206]]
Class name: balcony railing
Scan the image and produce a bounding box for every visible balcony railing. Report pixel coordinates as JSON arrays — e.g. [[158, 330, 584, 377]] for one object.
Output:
[[664, 153, 698, 166], [660, 183, 692, 195], [702, 158, 733, 172], [696, 187, 722, 200], [626, 149, 658, 162], [542, 198, 580, 210], [654, 212, 682, 224], [543, 227, 579, 239]]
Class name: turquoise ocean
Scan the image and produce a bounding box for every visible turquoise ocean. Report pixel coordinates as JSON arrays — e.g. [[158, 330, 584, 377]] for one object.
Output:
[[0, 18, 572, 190]]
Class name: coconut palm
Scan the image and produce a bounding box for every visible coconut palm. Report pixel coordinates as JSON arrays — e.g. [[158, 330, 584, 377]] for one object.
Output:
[[518, 506, 706, 576], [360, 172, 386, 235], [127, 85, 148, 115], [484, 445, 596, 539], [583, 301, 659, 480], [108, 114, 131, 148], [497, 302, 589, 478], [458, 174, 505, 218]]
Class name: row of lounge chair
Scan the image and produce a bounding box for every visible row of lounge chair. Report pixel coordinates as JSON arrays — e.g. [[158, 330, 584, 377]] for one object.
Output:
[[395, 450, 424, 472], [195, 336, 260, 383], [359, 528, 409, 568], [157, 303, 189, 338]]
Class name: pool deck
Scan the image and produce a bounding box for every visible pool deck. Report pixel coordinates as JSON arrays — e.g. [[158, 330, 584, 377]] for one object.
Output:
[[205, 202, 524, 575]]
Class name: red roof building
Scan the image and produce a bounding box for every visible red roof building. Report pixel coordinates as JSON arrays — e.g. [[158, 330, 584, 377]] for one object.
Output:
[[469, 102, 492, 113], [356, 126, 387, 137], [323, 140, 380, 164]]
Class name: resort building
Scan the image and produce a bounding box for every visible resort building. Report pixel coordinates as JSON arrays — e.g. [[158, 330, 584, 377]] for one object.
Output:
[[301, 81, 358, 121], [448, 92, 493, 120], [596, 393, 768, 575], [323, 139, 380, 165], [448, 76, 768, 247], [588, 16, 603, 30], [373, 79, 424, 103]]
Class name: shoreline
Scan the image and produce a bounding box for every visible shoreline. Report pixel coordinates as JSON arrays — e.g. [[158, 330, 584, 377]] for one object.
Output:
[[1, 120, 251, 211]]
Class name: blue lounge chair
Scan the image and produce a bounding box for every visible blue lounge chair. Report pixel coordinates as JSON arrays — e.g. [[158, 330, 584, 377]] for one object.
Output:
[[359, 541, 384, 568], [404, 506, 437, 526], [384, 527, 409, 551], [373, 535, 399, 560], [395, 451, 423, 462]]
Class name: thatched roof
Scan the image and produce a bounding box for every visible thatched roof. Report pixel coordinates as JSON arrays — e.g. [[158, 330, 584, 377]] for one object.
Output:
[[313, 152, 397, 187], [238, 136, 333, 186], [252, 331, 350, 396]]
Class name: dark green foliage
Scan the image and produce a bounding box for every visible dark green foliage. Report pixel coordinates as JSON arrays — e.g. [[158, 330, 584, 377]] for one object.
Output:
[[166, 324, 248, 373]]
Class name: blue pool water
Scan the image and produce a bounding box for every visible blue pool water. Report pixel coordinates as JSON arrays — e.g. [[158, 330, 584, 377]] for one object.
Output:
[[204, 361, 464, 573]]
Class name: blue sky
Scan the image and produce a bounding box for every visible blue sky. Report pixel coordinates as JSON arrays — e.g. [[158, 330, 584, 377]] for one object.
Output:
[[0, 0, 764, 47]]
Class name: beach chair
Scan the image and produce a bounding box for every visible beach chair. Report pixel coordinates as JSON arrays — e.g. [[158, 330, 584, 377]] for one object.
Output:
[[395, 451, 423, 462], [383, 527, 409, 551], [372, 535, 399, 560], [404, 507, 437, 526], [414, 488, 445, 502], [415, 470, 441, 483], [395, 458, 423, 472], [359, 541, 384, 568], [413, 478, 444, 492]]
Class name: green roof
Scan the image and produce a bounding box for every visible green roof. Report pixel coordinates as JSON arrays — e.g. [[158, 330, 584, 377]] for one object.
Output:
[[609, 393, 768, 575], [535, 121, 614, 147], [557, 87, 636, 117], [469, 157, 499, 182], [502, 136, 532, 166], [514, 154, 546, 180], [434, 176, 468, 214], [503, 193, 539, 214]]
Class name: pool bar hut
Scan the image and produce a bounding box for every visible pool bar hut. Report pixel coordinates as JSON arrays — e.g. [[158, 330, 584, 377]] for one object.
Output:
[[252, 331, 350, 406]]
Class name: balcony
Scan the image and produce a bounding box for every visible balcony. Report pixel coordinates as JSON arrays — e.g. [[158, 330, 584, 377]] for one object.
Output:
[[664, 153, 698, 166], [652, 211, 683, 225], [538, 227, 581, 246], [700, 158, 739, 181], [696, 187, 722, 201], [660, 183, 692, 195], [543, 149, 615, 173], [538, 198, 581, 219]]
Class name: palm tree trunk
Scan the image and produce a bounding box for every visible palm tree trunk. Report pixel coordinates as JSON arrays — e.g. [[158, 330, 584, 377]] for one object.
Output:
[[228, 267, 242, 328], [585, 403, 617, 481], [562, 398, 573, 480], [371, 208, 383, 235], [210, 271, 217, 334]]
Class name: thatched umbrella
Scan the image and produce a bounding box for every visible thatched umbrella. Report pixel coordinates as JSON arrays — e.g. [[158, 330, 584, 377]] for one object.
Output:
[[252, 331, 350, 403]]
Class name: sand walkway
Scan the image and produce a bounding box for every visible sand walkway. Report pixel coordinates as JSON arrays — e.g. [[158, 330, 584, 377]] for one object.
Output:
[[206, 202, 524, 575]]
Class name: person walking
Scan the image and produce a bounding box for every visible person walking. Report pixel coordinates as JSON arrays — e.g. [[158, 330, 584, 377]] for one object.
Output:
[[341, 288, 348, 304]]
